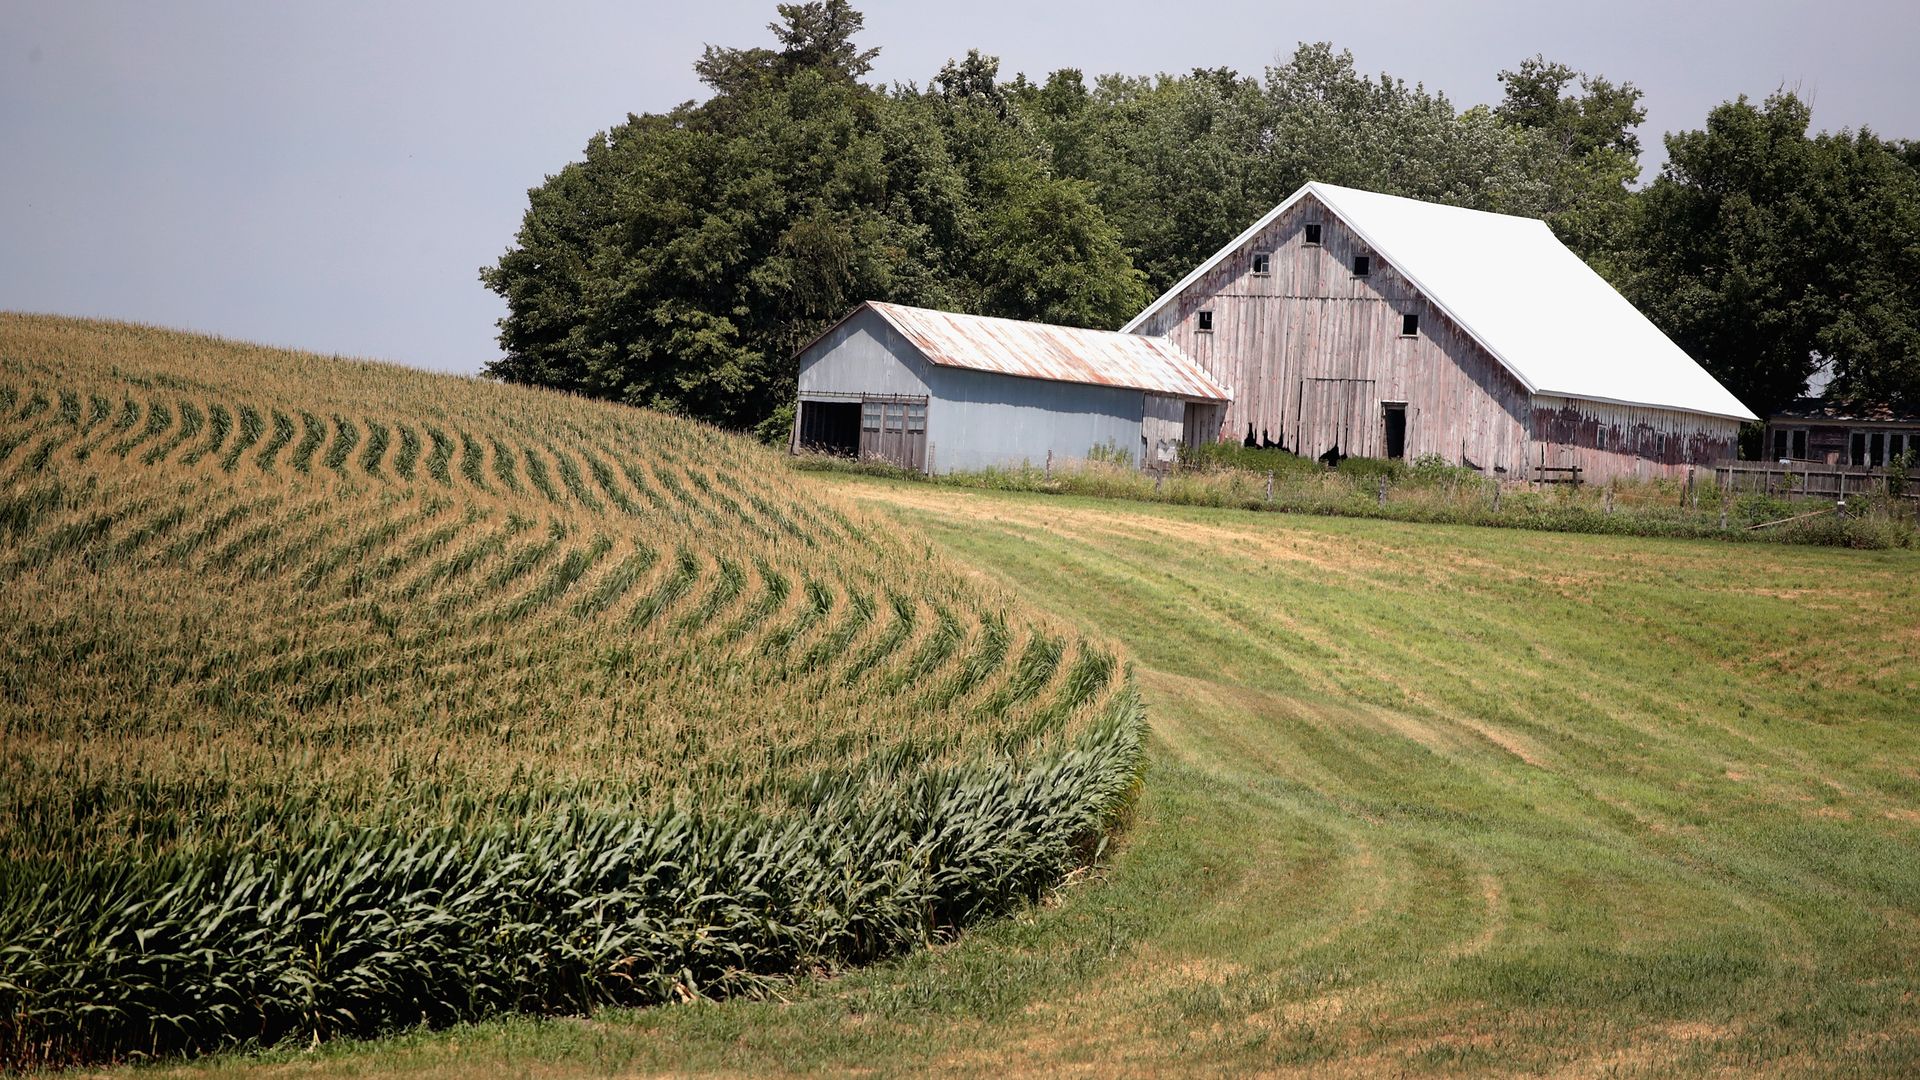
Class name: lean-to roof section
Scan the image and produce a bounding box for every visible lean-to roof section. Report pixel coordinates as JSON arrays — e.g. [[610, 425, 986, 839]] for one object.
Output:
[[859, 301, 1230, 401], [1122, 181, 1758, 423]]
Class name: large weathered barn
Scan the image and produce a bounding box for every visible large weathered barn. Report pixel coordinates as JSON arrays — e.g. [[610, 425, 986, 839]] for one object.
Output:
[[791, 301, 1228, 474], [1122, 182, 1758, 481]]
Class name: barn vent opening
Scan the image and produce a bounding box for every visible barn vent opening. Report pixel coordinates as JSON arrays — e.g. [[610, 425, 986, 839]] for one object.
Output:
[[1353, 255, 1371, 277], [1382, 403, 1406, 460], [1252, 252, 1271, 275], [1304, 223, 1322, 246], [1401, 313, 1418, 337], [795, 400, 860, 457], [1198, 310, 1214, 332]]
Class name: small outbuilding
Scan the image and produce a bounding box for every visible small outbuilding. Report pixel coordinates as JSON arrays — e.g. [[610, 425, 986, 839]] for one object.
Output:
[[1763, 398, 1920, 467], [791, 301, 1229, 474]]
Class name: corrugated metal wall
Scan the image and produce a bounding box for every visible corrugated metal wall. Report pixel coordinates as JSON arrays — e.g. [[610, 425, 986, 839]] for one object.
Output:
[[796, 307, 1151, 474]]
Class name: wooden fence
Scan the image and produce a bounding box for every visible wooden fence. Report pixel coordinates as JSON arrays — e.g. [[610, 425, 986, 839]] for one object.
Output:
[[1713, 461, 1904, 498]]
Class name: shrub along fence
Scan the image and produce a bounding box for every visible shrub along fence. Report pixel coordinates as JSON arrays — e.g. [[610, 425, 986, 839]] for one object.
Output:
[[795, 449, 1919, 550]]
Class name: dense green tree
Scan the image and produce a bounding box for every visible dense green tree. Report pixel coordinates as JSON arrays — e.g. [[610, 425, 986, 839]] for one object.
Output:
[[916, 51, 1148, 326], [1496, 55, 1646, 161], [1627, 93, 1920, 416], [486, 3, 1914, 434], [485, 3, 961, 427], [485, 3, 1146, 431], [1492, 56, 1647, 278], [1020, 45, 1616, 297], [1807, 129, 1920, 410]]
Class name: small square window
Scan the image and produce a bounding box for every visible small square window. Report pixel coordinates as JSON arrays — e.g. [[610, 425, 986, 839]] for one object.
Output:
[[1353, 255, 1371, 277], [1401, 313, 1418, 337], [1304, 223, 1322, 246], [1251, 252, 1270, 275], [1197, 310, 1214, 333]]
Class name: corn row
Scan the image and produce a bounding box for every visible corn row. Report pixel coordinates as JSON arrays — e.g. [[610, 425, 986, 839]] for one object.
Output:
[[0, 313, 1146, 1068]]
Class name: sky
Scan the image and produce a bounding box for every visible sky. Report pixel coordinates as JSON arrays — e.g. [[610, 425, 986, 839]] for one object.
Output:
[[3, 1, 1916, 375]]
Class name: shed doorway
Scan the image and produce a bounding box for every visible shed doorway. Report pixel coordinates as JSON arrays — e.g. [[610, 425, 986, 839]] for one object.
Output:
[[1382, 402, 1407, 460], [1182, 401, 1224, 452], [795, 400, 861, 457]]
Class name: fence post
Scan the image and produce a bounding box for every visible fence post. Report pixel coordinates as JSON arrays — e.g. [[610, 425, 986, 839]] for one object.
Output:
[[1493, 482, 1502, 512], [1837, 497, 1848, 522], [1045, 449, 1053, 481], [1377, 476, 1387, 508], [1605, 484, 1614, 516], [1265, 469, 1274, 503], [1154, 470, 1164, 494], [1686, 466, 1696, 510]]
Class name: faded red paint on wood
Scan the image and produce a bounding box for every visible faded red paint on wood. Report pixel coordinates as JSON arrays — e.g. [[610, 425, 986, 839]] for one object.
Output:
[[1135, 193, 1741, 480]]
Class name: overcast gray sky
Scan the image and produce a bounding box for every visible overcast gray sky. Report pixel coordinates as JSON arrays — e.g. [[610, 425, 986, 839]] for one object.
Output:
[[4, 1, 1915, 374]]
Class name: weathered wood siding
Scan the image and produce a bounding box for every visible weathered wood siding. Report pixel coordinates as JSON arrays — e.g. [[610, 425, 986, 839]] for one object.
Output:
[[1141, 392, 1185, 466], [1531, 398, 1741, 480], [1135, 193, 1533, 472], [1134, 192, 1739, 481]]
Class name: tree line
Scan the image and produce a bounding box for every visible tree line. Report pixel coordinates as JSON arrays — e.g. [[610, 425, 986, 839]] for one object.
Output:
[[482, 1, 1920, 441]]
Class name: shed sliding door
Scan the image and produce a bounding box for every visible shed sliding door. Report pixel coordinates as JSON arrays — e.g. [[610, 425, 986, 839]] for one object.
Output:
[[859, 395, 927, 472]]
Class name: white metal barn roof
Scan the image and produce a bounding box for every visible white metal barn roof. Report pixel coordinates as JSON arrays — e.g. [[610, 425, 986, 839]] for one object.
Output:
[[858, 301, 1230, 401], [1122, 182, 1758, 422]]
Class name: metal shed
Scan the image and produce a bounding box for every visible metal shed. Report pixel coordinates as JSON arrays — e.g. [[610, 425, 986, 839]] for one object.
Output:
[[792, 301, 1229, 474]]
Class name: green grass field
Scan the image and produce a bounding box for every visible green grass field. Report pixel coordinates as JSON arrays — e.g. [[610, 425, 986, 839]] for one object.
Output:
[[147, 474, 1920, 1078], [0, 317, 1139, 1068]]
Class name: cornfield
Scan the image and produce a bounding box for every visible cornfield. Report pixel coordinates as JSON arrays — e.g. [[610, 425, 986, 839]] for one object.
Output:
[[0, 314, 1144, 1068]]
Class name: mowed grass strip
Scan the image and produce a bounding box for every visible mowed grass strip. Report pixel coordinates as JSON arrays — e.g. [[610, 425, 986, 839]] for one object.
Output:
[[197, 477, 1920, 1078]]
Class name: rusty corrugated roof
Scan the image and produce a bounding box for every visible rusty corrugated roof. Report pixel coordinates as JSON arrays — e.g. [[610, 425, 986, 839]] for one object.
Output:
[[864, 301, 1229, 401]]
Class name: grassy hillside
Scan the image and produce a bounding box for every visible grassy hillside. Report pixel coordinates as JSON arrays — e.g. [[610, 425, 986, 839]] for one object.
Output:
[[185, 478, 1920, 1077], [0, 315, 1141, 1067]]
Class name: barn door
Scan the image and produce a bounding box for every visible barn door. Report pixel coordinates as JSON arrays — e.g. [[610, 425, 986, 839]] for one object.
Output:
[[1293, 378, 1376, 461], [858, 395, 927, 471]]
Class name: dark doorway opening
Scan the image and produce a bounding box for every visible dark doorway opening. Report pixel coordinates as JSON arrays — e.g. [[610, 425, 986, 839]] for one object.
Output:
[[1382, 403, 1407, 460], [796, 400, 860, 457]]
